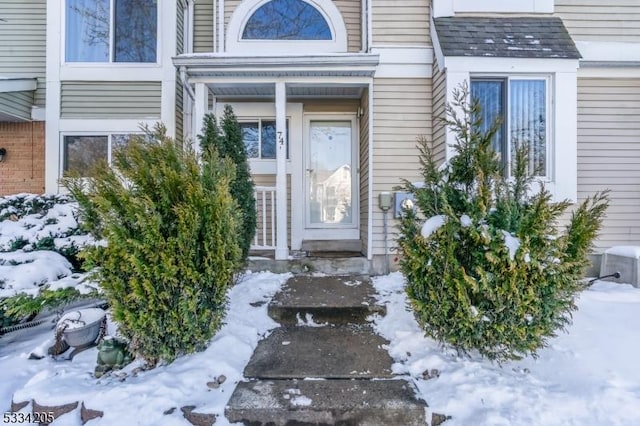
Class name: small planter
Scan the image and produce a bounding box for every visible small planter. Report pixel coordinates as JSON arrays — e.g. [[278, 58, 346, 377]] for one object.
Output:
[[57, 308, 106, 348]]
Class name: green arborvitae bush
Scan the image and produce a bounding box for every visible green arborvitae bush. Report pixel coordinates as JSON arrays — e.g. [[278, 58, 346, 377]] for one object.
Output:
[[199, 106, 256, 260], [65, 125, 241, 364], [398, 84, 609, 362]]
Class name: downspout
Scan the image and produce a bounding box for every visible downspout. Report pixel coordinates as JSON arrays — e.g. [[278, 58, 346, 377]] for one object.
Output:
[[361, 0, 368, 52], [180, 69, 195, 101], [187, 0, 194, 54], [367, 0, 372, 52], [218, 0, 225, 52]]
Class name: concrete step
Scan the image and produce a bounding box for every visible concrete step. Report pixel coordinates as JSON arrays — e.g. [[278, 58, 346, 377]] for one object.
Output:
[[268, 275, 385, 325], [225, 379, 428, 426], [247, 256, 371, 275], [244, 325, 394, 380]]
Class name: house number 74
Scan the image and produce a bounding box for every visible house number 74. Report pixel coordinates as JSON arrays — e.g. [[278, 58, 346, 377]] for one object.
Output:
[[278, 131, 285, 147]]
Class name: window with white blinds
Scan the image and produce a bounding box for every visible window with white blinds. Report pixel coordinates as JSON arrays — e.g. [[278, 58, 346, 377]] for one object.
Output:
[[471, 77, 549, 177]]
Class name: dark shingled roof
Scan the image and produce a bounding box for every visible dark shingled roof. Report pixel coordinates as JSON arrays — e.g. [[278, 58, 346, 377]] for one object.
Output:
[[433, 17, 581, 59]]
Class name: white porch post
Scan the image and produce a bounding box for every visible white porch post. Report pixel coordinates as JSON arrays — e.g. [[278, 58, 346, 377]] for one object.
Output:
[[193, 82, 209, 156], [275, 82, 289, 260]]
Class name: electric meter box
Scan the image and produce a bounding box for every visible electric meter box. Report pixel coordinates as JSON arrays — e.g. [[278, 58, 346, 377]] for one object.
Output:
[[394, 192, 416, 218]]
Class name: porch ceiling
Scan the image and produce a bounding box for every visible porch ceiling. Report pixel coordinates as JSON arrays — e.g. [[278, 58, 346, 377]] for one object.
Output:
[[207, 83, 365, 99]]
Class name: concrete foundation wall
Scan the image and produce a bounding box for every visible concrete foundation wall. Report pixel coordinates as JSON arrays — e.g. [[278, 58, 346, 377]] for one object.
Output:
[[0, 121, 45, 196]]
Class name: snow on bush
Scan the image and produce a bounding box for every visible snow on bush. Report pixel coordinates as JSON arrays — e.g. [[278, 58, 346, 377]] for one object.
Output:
[[398, 84, 609, 362]]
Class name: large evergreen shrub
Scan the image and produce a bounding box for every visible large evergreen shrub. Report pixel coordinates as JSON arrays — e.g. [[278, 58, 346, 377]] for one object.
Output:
[[398, 85, 609, 362], [199, 106, 256, 260], [65, 125, 241, 364]]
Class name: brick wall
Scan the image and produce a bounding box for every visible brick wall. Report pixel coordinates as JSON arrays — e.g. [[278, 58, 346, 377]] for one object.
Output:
[[0, 121, 45, 196]]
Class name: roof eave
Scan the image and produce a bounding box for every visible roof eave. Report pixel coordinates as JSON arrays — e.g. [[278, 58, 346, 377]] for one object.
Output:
[[0, 78, 37, 93]]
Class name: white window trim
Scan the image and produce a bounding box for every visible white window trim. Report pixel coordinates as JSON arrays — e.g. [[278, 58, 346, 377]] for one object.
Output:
[[214, 102, 303, 175], [470, 74, 552, 179], [238, 118, 290, 161], [226, 0, 348, 54], [60, 131, 144, 177], [62, 0, 161, 67], [432, 0, 553, 18], [443, 57, 579, 202]]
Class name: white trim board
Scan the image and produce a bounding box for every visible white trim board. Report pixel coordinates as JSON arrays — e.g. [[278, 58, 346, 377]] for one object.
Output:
[[371, 47, 433, 78], [226, 0, 348, 54], [432, 0, 553, 17], [0, 78, 37, 93], [576, 41, 640, 63]]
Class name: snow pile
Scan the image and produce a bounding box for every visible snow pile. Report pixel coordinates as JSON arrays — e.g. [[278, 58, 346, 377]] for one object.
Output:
[[604, 246, 640, 259], [0, 251, 77, 298], [371, 273, 640, 425], [3, 271, 291, 425], [0, 195, 94, 252], [421, 215, 447, 238]]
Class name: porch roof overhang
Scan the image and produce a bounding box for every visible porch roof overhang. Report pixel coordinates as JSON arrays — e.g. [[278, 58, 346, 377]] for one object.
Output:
[[0, 77, 37, 93], [0, 77, 37, 122], [173, 53, 380, 80]]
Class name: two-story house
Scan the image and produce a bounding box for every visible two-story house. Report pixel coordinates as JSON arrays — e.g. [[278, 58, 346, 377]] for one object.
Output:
[[0, 0, 638, 273]]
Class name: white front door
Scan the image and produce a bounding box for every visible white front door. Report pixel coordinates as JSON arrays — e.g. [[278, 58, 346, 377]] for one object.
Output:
[[302, 116, 359, 240]]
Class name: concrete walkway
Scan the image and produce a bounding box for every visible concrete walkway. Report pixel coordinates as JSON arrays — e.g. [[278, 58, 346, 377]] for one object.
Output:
[[225, 275, 428, 425]]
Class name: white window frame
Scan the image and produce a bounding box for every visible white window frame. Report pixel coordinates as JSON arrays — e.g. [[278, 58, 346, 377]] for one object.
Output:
[[470, 74, 552, 179], [239, 118, 290, 160], [226, 0, 348, 54], [60, 132, 142, 177], [62, 0, 160, 66], [214, 103, 303, 175], [440, 57, 579, 202]]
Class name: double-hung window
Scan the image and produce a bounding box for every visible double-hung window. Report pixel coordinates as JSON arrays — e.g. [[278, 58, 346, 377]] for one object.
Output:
[[471, 77, 550, 177], [65, 0, 158, 63]]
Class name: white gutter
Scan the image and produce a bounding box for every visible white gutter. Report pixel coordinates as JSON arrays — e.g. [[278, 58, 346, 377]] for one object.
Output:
[[173, 53, 380, 68], [0, 78, 37, 93]]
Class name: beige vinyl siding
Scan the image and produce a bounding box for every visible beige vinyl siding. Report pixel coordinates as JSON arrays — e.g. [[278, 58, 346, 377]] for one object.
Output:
[[194, 0, 215, 52], [177, 0, 185, 54], [372, 78, 432, 255], [252, 174, 292, 249], [577, 78, 640, 249], [225, 0, 242, 50], [372, 0, 430, 46], [432, 61, 447, 166], [175, 75, 184, 144], [0, 0, 46, 108], [60, 82, 162, 119], [0, 91, 34, 122], [225, 0, 363, 53], [176, 2, 185, 143], [359, 89, 370, 256], [333, 0, 362, 52], [302, 99, 359, 113], [555, 0, 640, 43]]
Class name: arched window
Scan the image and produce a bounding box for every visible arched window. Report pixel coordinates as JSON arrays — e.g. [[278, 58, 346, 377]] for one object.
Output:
[[227, 0, 348, 53], [243, 0, 332, 40]]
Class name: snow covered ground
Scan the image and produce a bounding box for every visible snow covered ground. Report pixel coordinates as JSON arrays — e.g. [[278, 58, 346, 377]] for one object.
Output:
[[372, 272, 640, 426], [2, 194, 640, 425], [1, 271, 290, 425]]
